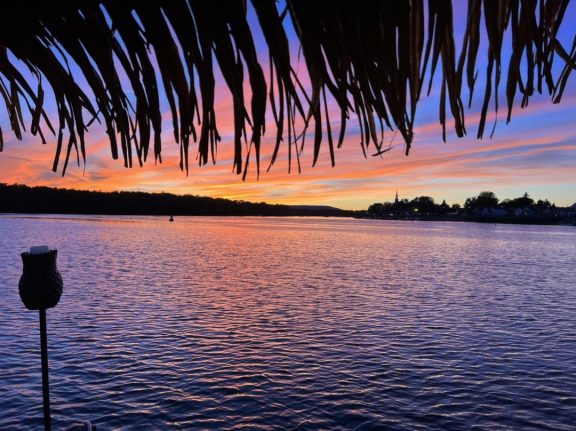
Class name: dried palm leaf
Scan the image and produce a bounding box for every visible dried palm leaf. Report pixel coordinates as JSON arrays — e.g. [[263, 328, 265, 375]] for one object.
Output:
[[0, 0, 573, 177]]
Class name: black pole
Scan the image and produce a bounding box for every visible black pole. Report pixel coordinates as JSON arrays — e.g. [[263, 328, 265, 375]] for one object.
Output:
[[39, 309, 51, 431], [19, 250, 62, 429]]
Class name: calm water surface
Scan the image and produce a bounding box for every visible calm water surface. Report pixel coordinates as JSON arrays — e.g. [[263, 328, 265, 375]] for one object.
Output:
[[1, 215, 575, 430]]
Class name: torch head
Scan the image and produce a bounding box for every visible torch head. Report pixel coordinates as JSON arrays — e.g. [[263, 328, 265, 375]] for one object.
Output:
[[19, 249, 63, 310]]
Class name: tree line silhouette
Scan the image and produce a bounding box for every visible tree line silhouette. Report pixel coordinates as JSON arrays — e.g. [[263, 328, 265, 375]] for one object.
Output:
[[0, 184, 358, 218], [367, 191, 575, 225]]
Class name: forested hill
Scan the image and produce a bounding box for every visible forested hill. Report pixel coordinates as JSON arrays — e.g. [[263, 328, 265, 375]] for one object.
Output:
[[0, 184, 357, 217]]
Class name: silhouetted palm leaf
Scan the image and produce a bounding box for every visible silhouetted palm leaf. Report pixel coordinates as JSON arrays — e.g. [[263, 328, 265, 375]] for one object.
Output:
[[0, 0, 573, 176]]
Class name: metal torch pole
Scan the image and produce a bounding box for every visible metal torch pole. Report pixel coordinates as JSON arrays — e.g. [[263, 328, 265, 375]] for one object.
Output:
[[39, 309, 52, 431]]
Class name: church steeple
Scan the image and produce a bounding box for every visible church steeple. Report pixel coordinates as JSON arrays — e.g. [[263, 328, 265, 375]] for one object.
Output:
[[395, 189, 399, 205]]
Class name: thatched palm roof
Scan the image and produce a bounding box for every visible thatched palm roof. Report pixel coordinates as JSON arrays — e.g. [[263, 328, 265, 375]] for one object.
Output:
[[0, 1, 573, 177]]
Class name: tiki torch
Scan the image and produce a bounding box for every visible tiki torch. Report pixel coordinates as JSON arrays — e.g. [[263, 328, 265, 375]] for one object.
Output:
[[19, 246, 63, 431]]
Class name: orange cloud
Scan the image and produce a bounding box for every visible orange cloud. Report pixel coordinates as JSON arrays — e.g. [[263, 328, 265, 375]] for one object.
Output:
[[1, 83, 576, 209]]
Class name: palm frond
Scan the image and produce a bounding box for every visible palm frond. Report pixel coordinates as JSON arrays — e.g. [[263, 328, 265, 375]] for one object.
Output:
[[0, 0, 573, 176]]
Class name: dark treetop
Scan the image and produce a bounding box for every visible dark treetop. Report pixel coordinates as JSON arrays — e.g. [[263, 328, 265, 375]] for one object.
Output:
[[0, 183, 358, 217], [367, 191, 576, 225]]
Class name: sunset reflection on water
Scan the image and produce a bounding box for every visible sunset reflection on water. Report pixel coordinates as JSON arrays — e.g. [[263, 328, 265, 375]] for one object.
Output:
[[1, 216, 575, 430]]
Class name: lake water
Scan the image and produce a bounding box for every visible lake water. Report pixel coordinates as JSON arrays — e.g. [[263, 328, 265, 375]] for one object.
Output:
[[0, 215, 575, 430]]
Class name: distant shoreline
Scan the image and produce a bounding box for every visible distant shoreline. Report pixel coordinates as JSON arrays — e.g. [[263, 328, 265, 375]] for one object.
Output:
[[2, 183, 574, 226], [361, 214, 576, 227], [0, 212, 351, 219], [2, 212, 574, 228], [0, 183, 361, 218], [366, 192, 576, 227]]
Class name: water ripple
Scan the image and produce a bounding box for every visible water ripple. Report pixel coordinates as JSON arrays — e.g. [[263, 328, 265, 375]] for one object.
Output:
[[0, 216, 575, 430]]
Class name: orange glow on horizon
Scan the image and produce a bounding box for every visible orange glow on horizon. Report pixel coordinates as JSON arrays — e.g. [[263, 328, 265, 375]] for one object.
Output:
[[1, 88, 576, 210]]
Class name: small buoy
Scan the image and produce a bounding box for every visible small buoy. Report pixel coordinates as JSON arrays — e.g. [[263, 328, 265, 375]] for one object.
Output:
[[169, 216, 174, 222]]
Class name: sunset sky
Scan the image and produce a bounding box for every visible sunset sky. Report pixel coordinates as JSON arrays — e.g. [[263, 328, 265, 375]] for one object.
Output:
[[1, 4, 575, 210]]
